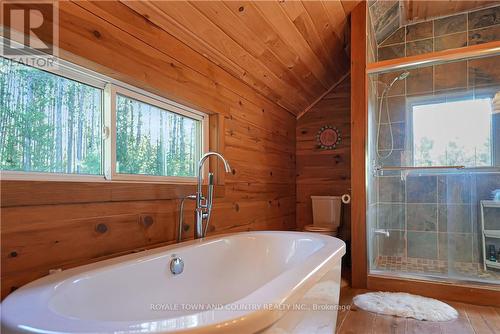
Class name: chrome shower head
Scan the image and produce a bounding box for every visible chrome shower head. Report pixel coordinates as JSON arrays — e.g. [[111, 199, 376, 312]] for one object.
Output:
[[389, 71, 410, 87], [398, 71, 410, 80]]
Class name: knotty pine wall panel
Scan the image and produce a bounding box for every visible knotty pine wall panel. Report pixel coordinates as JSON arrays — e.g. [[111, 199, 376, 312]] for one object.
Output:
[[296, 77, 351, 238], [0, 1, 296, 298]]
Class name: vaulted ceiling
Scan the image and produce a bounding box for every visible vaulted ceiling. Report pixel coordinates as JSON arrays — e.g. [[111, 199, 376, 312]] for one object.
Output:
[[119, 1, 361, 116]]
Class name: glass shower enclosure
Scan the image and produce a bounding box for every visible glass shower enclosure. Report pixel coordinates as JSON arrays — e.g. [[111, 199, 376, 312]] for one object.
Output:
[[367, 54, 500, 285]]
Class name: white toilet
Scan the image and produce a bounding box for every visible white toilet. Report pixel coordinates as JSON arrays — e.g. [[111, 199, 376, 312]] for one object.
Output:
[[304, 196, 341, 237]]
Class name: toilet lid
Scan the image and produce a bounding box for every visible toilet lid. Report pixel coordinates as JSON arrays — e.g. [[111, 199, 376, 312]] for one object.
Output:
[[304, 224, 337, 232]]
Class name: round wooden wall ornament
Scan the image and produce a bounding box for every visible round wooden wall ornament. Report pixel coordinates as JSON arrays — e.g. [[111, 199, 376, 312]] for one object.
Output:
[[316, 125, 341, 150]]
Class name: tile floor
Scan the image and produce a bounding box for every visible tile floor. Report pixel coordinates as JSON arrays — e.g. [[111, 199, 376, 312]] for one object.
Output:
[[374, 255, 500, 282]]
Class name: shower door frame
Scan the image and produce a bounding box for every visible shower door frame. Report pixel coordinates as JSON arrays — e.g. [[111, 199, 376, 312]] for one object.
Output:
[[350, 1, 500, 306]]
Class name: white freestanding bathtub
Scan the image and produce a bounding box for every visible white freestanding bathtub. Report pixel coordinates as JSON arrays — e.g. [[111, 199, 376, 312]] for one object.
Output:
[[1, 231, 345, 334]]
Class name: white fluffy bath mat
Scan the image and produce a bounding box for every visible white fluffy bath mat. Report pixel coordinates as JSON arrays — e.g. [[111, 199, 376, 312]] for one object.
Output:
[[353, 292, 458, 321]]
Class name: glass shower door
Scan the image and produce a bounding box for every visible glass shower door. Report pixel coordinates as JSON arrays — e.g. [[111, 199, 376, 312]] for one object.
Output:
[[367, 55, 500, 285]]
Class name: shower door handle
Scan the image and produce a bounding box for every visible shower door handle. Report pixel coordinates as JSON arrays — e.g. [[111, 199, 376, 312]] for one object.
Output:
[[374, 229, 390, 237]]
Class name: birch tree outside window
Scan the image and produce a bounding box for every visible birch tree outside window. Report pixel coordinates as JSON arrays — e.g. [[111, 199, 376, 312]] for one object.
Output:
[[0, 56, 207, 182], [0, 58, 103, 175], [115, 94, 202, 178]]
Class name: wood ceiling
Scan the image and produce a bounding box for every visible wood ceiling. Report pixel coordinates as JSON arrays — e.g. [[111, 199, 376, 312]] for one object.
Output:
[[118, 1, 361, 116]]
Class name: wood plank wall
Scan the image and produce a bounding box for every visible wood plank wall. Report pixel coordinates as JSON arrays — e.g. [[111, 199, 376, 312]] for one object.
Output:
[[296, 76, 351, 240], [0, 1, 297, 298]]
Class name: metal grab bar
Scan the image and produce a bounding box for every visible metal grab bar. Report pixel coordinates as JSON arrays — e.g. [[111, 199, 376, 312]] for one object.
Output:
[[375, 165, 465, 171]]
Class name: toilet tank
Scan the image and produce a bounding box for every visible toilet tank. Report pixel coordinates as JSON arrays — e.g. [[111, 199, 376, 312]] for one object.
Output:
[[311, 196, 341, 227]]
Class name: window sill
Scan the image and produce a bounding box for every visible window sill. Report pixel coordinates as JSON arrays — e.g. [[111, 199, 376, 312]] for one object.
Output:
[[0, 171, 201, 184], [0, 179, 225, 207]]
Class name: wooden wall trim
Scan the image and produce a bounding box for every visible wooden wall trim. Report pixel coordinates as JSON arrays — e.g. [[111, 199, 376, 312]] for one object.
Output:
[[368, 275, 500, 307], [350, 2, 368, 288], [0, 181, 224, 207]]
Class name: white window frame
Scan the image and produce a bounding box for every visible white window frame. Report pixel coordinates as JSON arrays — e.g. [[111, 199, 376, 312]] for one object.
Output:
[[106, 85, 209, 184], [0, 40, 209, 184], [407, 93, 496, 169]]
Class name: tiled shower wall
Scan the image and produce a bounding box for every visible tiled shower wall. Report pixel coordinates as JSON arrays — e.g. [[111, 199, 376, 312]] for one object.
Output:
[[376, 5, 500, 61], [377, 173, 500, 264]]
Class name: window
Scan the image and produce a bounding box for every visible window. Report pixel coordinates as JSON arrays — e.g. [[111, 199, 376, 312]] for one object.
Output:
[[114, 91, 203, 179], [0, 55, 208, 182], [0, 58, 103, 175], [412, 98, 493, 167]]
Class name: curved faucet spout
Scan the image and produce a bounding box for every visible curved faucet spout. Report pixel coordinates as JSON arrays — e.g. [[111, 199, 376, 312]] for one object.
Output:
[[198, 152, 231, 175], [195, 152, 231, 239], [197, 152, 231, 197]]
